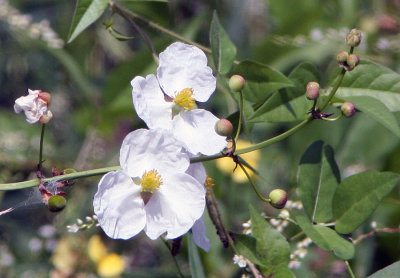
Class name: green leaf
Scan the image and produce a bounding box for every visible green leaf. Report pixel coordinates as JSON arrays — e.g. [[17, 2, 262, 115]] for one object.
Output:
[[209, 11, 237, 74], [250, 206, 290, 274], [68, 0, 109, 43], [297, 140, 340, 223], [273, 268, 295, 278], [234, 233, 265, 267], [231, 60, 294, 103], [250, 62, 319, 122], [187, 233, 206, 278], [293, 212, 355, 260], [367, 261, 400, 278], [334, 60, 400, 112], [338, 96, 400, 138], [333, 170, 400, 234]]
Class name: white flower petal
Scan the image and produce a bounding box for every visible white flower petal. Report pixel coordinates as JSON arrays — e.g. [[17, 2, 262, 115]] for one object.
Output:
[[14, 89, 48, 124], [119, 129, 189, 177], [131, 74, 173, 130], [145, 173, 206, 239], [157, 42, 216, 102], [93, 171, 146, 240], [186, 162, 207, 185], [172, 109, 227, 155], [192, 219, 210, 252]]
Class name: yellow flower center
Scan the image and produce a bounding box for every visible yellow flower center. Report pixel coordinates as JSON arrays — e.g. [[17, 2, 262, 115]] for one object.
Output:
[[140, 170, 163, 193], [173, 88, 196, 110]]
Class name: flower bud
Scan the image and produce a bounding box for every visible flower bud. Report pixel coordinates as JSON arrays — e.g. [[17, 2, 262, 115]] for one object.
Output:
[[48, 195, 67, 212], [215, 119, 233, 136], [38, 91, 51, 104], [39, 110, 53, 124], [346, 28, 362, 47], [346, 54, 360, 71], [269, 189, 288, 209], [229, 74, 245, 92], [341, 102, 356, 117], [305, 81, 320, 100], [336, 51, 349, 65]]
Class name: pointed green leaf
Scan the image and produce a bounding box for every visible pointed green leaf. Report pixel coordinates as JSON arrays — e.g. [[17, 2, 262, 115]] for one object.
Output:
[[187, 233, 206, 278], [333, 60, 400, 112], [250, 62, 319, 121], [250, 206, 290, 274], [231, 60, 294, 103], [341, 96, 400, 138], [68, 0, 109, 43], [297, 140, 340, 223], [293, 212, 355, 260], [333, 170, 400, 234], [209, 11, 237, 74], [367, 261, 400, 278]]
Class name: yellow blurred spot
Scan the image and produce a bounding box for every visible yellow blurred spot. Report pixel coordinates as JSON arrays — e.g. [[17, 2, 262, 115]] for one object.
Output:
[[51, 237, 78, 275], [97, 253, 125, 278], [216, 140, 260, 183], [88, 235, 108, 264]]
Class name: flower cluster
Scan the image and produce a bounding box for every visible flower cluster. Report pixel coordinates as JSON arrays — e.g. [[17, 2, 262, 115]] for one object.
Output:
[[93, 42, 227, 248]]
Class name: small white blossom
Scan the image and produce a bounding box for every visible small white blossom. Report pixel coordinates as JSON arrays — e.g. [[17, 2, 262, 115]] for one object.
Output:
[[66, 224, 80, 233], [233, 255, 247, 268], [14, 89, 51, 124], [93, 129, 206, 240], [131, 42, 227, 155], [288, 260, 302, 269]]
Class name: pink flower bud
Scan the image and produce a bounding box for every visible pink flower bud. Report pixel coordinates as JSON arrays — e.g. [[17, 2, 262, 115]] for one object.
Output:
[[346, 28, 362, 47], [341, 102, 355, 117], [306, 81, 320, 100], [346, 54, 360, 71], [229, 75, 245, 92], [215, 119, 233, 136], [38, 91, 51, 104]]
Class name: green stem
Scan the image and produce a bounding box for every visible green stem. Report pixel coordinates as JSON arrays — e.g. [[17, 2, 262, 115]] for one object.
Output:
[[161, 238, 184, 278], [238, 163, 270, 203], [345, 261, 356, 278], [234, 91, 244, 142], [0, 166, 120, 191], [38, 124, 46, 171]]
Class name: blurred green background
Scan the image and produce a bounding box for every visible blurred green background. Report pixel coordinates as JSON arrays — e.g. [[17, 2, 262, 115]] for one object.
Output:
[[0, 0, 399, 277]]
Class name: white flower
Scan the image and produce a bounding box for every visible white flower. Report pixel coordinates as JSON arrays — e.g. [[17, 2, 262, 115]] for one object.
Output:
[[14, 89, 51, 124], [93, 128, 206, 240], [131, 42, 227, 156], [191, 218, 210, 252], [233, 254, 247, 268]]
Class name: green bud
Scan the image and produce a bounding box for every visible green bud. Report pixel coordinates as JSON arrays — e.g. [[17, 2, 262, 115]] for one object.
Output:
[[336, 51, 349, 64], [346, 54, 360, 71], [305, 81, 320, 100], [215, 119, 233, 136], [229, 75, 245, 92], [346, 28, 362, 47], [48, 195, 67, 212], [341, 102, 356, 117], [63, 168, 77, 174], [269, 189, 288, 209]]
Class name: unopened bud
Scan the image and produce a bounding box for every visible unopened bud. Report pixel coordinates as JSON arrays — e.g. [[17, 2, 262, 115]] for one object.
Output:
[[38, 91, 51, 104], [341, 102, 356, 117], [305, 82, 320, 100], [39, 110, 53, 124], [336, 51, 349, 65], [48, 195, 67, 212], [346, 54, 360, 71], [229, 75, 245, 92], [215, 119, 233, 136], [346, 28, 362, 47], [269, 189, 288, 209]]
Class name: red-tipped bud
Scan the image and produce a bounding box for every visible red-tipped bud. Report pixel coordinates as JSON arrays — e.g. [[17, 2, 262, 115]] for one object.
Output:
[[215, 119, 233, 137], [341, 102, 356, 117], [269, 189, 288, 209], [346, 28, 362, 47], [48, 195, 66, 212], [38, 91, 51, 104], [306, 81, 320, 100], [229, 75, 245, 92], [346, 54, 360, 71], [39, 110, 53, 124]]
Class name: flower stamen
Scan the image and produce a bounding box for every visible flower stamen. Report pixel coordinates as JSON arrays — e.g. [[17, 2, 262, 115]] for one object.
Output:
[[140, 170, 163, 193], [173, 88, 196, 110]]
